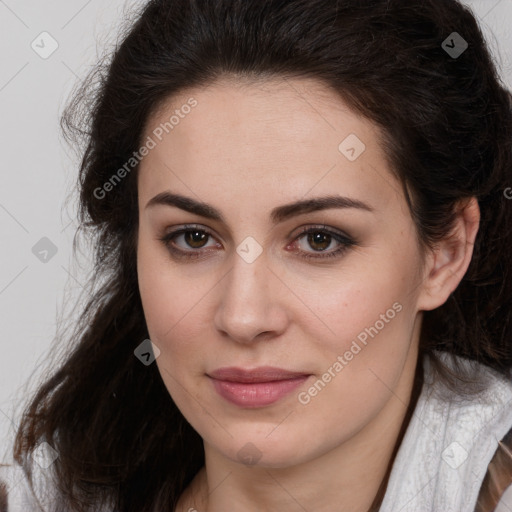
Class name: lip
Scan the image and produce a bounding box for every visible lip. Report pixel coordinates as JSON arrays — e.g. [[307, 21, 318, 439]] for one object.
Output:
[[208, 366, 310, 383], [208, 367, 311, 408]]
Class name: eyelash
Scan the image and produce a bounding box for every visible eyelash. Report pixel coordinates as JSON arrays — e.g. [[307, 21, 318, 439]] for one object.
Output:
[[157, 224, 356, 262]]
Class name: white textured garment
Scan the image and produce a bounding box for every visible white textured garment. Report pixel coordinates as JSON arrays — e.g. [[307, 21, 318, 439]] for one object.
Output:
[[1, 350, 512, 511], [379, 350, 512, 512]]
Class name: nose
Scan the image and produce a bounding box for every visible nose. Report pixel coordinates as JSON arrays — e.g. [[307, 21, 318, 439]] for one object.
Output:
[[213, 250, 290, 344]]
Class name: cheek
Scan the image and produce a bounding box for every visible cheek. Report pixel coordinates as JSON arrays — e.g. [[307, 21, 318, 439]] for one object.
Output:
[[305, 261, 418, 411], [137, 247, 211, 407], [292, 298, 416, 453], [137, 234, 209, 344], [137, 243, 170, 340], [287, 252, 416, 355]]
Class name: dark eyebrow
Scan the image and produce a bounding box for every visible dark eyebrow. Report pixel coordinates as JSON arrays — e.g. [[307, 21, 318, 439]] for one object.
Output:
[[145, 191, 374, 223]]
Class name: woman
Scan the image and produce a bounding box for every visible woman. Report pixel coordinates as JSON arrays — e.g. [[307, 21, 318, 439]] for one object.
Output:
[[1, 0, 512, 510]]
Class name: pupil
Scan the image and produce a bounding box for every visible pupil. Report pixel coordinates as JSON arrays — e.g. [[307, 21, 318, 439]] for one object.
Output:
[[308, 232, 330, 251], [186, 230, 207, 248]]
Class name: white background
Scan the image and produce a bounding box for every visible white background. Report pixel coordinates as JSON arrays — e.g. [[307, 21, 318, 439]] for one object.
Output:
[[1, 0, 511, 457]]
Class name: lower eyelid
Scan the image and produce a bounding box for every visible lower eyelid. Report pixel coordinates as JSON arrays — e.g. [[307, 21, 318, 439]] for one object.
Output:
[[292, 233, 354, 259], [174, 232, 219, 249], [161, 226, 355, 260], [295, 232, 344, 251]]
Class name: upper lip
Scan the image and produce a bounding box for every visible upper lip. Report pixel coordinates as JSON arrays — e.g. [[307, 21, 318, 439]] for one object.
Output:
[[208, 366, 310, 383]]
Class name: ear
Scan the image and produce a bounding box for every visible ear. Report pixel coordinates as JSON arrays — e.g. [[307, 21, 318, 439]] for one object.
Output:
[[417, 197, 480, 312]]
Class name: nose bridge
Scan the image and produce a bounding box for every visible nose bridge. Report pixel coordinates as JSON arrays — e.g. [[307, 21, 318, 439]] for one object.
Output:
[[214, 244, 287, 343], [227, 233, 269, 302]]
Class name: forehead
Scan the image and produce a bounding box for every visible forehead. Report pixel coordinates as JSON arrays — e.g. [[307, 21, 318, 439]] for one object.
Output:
[[145, 76, 366, 147], [137, 76, 404, 216]]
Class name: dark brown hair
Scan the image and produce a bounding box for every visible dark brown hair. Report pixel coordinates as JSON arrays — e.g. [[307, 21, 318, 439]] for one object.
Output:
[[11, 0, 512, 510]]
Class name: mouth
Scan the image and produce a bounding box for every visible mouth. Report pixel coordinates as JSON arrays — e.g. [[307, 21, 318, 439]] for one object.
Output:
[[208, 366, 310, 383], [207, 366, 311, 407]]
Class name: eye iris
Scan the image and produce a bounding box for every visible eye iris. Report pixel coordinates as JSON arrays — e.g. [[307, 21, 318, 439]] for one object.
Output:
[[308, 232, 331, 251], [185, 230, 208, 248]]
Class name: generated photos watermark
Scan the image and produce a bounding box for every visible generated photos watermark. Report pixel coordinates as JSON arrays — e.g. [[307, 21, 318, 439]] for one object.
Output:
[[93, 97, 198, 200], [298, 301, 403, 405]]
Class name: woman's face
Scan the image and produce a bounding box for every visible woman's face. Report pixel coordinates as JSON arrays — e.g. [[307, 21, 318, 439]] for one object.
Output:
[[137, 77, 428, 468]]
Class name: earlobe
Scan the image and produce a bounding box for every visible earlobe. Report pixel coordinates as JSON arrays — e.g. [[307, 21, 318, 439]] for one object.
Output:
[[417, 197, 480, 312]]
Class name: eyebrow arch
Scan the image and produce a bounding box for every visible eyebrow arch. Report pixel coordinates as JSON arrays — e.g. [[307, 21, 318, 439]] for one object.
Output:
[[145, 191, 374, 224]]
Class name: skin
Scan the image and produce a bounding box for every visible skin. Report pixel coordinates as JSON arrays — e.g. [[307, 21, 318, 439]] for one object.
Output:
[[136, 76, 480, 512]]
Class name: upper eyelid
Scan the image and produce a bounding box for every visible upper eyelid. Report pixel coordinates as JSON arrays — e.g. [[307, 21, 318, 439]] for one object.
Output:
[[164, 223, 351, 237], [163, 223, 354, 247]]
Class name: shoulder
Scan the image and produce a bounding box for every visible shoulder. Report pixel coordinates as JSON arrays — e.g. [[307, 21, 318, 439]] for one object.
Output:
[[422, 351, 512, 431], [0, 448, 114, 512], [0, 438, 66, 512], [379, 351, 512, 511], [420, 351, 512, 446], [496, 484, 512, 512], [427, 352, 512, 511], [477, 423, 512, 511], [427, 350, 512, 403], [0, 462, 46, 511]]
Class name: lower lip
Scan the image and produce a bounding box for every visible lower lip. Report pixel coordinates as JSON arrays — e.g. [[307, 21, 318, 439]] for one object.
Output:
[[210, 375, 310, 408]]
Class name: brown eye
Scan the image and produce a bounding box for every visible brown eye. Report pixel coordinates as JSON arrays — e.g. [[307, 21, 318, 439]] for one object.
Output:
[[159, 224, 356, 263], [292, 225, 356, 261], [306, 232, 332, 252], [184, 230, 209, 249], [158, 225, 220, 260]]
